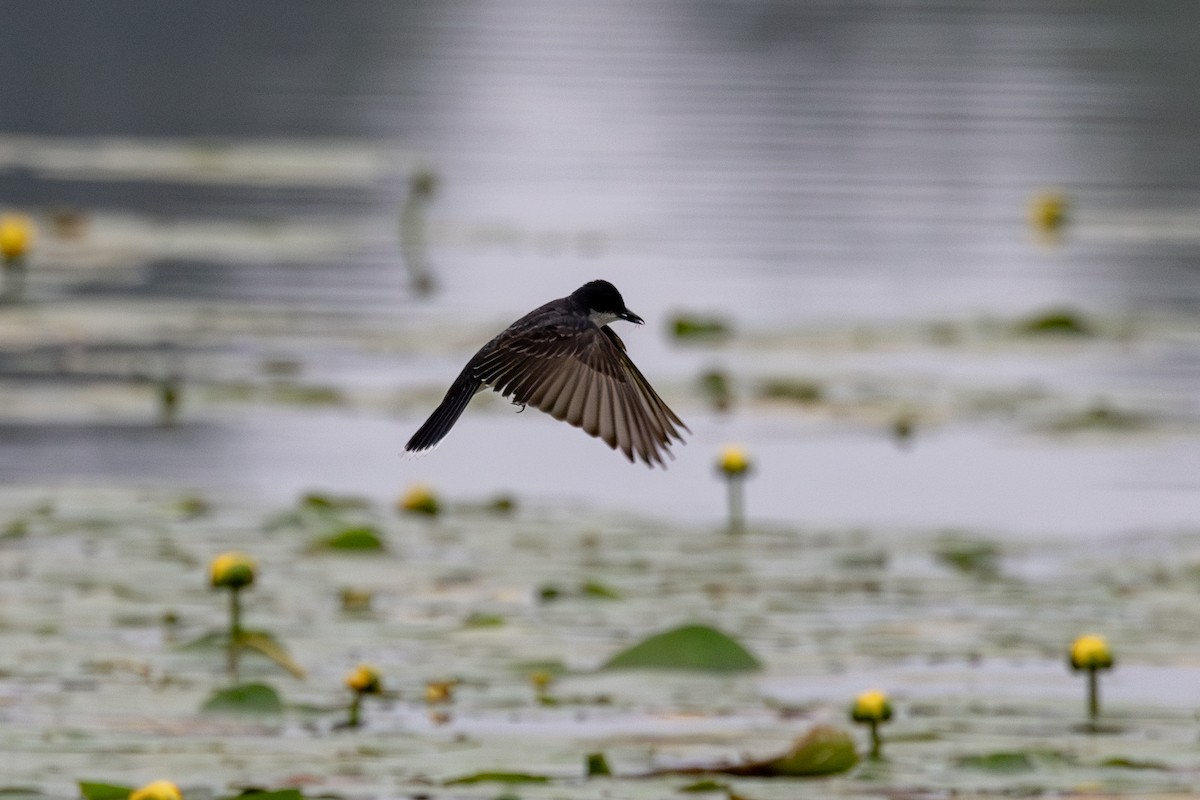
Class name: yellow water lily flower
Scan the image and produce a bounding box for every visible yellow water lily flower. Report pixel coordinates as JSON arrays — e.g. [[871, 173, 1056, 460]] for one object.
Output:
[[0, 214, 34, 261], [129, 780, 182, 800], [717, 444, 752, 477], [397, 483, 440, 516], [1070, 634, 1114, 671], [345, 663, 382, 695], [851, 688, 893, 723], [1029, 190, 1068, 233], [209, 551, 256, 589]]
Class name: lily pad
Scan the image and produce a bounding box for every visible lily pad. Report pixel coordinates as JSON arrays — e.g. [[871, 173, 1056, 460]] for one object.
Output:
[[955, 751, 1036, 773], [760, 726, 859, 776], [218, 790, 305, 800], [200, 682, 284, 715], [1043, 401, 1149, 434], [585, 752, 612, 777], [313, 525, 386, 551], [758, 378, 824, 405], [1016, 308, 1093, 336], [653, 725, 858, 778], [933, 535, 1002, 577], [601, 624, 761, 672], [679, 779, 730, 793], [443, 772, 552, 786], [697, 368, 733, 412], [78, 784, 132, 800], [581, 580, 621, 600], [670, 313, 732, 342], [1101, 757, 1170, 770], [300, 491, 370, 511]]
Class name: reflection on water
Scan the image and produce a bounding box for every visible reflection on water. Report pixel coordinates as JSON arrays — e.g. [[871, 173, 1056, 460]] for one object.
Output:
[[1, 2, 1200, 533]]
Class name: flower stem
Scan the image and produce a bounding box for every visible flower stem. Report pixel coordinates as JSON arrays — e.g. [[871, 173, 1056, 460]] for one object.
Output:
[[1087, 666, 1099, 721], [228, 586, 243, 679], [726, 475, 745, 535], [869, 720, 882, 758], [2, 258, 25, 303], [347, 694, 363, 728]]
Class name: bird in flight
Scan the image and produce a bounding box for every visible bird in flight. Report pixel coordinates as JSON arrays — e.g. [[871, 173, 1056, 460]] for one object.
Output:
[[405, 280, 688, 467]]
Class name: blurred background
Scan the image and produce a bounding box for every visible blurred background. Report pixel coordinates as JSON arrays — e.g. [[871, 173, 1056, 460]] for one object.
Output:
[[2, 0, 1200, 535]]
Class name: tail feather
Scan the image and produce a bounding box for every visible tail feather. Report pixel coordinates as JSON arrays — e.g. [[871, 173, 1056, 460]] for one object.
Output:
[[405, 377, 481, 452]]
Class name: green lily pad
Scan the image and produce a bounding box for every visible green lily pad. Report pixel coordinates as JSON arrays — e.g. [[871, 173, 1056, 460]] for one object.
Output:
[[758, 377, 824, 404], [680, 779, 730, 793], [956, 751, 1036, 773], [1044, 401, 1149, 434], [763, 726, 859, 776], [200, 682, 284, 715], [1016, 308, 1093, 336], [697, 369, 734, 412], [1101, 757, 1170, 770], [269, 383, 344, 406], [175, 494, 211, 518], [485, 494, 517, 514], [670, 313, 732, 342], [581, 580, 621, 599], [933, 534, 1001, 577], [601, 624, 761, 672], [78, 784, 131, 800], [585, 752, 612, 777], [219, 790, 305, 800], [313, 525, 386, 551], [300, 492, 370, 511], [443, 772, 551, 786], [657, 725, 858, 778]]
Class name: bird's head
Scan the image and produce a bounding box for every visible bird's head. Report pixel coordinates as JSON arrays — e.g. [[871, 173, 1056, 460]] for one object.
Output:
[[574, 279, 644, 327]]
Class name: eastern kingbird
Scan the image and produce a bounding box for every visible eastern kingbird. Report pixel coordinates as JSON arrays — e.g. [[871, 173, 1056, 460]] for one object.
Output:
[[405, 280, 688, 467]]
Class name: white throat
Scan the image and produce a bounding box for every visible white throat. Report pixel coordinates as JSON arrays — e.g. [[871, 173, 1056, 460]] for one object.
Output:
[[588, 309, 621, 326]]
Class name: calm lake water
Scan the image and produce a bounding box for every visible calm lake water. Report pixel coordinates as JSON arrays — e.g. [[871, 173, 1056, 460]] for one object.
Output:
[[2, 1, 1200, 535], [5, 6, 1200, 798]]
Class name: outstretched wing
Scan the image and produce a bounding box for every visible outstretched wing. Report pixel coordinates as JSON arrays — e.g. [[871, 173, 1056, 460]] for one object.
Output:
[[470, 318, 688, 467]]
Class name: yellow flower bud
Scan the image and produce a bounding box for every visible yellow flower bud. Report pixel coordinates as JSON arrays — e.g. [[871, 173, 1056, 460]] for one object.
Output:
[[425, 679, 456, 704], [0, 214, 35, 261], [529, 670, 554, 693], [1029, 191, 1068, 233], [209, 551, 256, 589], [129, 780, 182, 800], [850, 689, 893, 723], [1069, 634, 1114, 671], [397, 483, 440, 516], [345, 663, 382, 695], [717, 444, 751, 477]]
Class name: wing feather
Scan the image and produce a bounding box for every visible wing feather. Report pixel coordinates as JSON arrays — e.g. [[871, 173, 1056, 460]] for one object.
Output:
[[596, 375, 617, 450], [463, 314, 687, 466], [580, 375, 602, 437], [530, 361, 570, 411]]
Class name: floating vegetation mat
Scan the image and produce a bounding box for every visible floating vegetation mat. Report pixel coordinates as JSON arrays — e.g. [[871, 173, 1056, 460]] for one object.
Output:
[[0, 484, 1198, 798]]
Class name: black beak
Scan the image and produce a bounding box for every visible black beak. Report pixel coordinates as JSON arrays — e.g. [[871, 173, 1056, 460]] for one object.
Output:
[[620, 308, 645, 325]]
